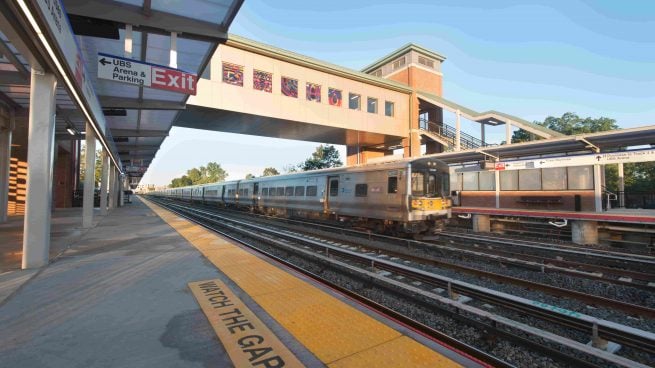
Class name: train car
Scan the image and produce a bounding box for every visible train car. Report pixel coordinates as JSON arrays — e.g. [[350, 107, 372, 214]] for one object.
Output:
[[151, 155, 451, 235], [202, 183, 224, 205]]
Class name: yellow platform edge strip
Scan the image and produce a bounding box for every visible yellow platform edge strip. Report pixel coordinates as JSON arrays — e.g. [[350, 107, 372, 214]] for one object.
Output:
[[188, 279, 304, 368], [143, 198, 462, 368]]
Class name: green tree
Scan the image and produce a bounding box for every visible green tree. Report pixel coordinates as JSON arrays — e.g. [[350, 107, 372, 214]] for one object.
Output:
[[511, 113, 654, 193], [169, 161, 228, 187], [79, 145, 103, 188], [261, 167, 279, 177], [282, 164, 298, 174], [245, 173, 256, 180], [512, 112, 619, 143], [299, 144, 343, 171]]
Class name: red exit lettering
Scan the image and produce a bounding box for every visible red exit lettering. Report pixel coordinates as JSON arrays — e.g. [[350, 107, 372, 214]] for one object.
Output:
[[152, 67, 197, 95]]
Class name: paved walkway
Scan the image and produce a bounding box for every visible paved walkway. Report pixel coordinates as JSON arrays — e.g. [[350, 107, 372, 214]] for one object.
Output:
[[0, 198, 229, 367]]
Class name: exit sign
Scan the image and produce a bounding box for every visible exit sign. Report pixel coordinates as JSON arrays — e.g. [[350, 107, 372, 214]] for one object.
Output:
[[97, 53, 197, 95]]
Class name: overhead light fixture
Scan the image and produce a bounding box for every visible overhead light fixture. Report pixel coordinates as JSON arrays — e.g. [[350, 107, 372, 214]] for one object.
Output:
[[66, 127, 76, 135]]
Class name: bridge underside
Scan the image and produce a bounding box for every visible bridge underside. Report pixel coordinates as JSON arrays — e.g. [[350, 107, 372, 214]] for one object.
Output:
[[174, 105, 405, 149]]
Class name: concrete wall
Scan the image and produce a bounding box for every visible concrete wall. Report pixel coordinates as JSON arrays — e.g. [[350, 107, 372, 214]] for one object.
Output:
[[191, 44, 410, 138]]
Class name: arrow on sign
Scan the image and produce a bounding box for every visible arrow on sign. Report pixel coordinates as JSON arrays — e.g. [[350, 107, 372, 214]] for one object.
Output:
[[99, 58, 110, 66]]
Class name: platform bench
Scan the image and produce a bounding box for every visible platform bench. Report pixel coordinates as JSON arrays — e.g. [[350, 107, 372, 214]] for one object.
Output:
[[517, 196, 563, 206]]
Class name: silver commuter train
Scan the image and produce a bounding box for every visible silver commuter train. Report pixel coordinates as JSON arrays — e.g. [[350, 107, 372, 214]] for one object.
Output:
[[151, 156, 451, 235]]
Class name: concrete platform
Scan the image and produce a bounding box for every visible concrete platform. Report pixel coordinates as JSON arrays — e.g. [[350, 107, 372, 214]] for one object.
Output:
[[0, 198, 235, 367], [0, 197, 484, 367]]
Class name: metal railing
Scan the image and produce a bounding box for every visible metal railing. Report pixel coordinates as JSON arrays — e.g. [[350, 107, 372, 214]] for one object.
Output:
[[418, 118, 488, 150], [606, 190, 655, 209]]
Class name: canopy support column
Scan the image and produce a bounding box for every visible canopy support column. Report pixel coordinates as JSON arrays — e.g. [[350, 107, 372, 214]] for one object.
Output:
[[82, 122, 96, 228], [0, 109, 12, 223], [22, 70, 57, 269], [99, 150, 109, 215]]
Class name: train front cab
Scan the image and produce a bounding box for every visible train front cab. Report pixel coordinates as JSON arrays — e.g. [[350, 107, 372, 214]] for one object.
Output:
[[407, 159, 452, 231]]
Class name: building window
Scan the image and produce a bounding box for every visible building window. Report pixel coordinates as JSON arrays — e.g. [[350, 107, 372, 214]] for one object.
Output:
[[222, 62, 243, 86], [281, 76, 298, 98], [367, 97, 377, 114], [418, 55, 435, 68], [306, 82, 321, 102], [349, 93, 361, 110], [385, 101, 394, 117], [328, 88, 342, 107], [392, 57, 405, 70], [253, 70, 272, 92], [372, 69, 382, 77]]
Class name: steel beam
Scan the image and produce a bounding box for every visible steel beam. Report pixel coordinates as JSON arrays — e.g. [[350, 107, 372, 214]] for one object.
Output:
[[98, 96, 186, 110], [111, 129, 168, 137]]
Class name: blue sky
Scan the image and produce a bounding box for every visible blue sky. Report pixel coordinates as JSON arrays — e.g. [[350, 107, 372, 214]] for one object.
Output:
[[140, 0, 655, 186]]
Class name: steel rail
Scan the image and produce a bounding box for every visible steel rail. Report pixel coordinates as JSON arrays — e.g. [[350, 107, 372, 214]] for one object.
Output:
[[153, 198, 655, 357]]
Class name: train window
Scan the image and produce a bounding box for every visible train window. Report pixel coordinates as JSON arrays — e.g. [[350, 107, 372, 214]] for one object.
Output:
[[269, 188, 276, 197], [329, 180, 339, 196], [276, 187, 285, 196], [411, 172, 425, 196], [427, 174, 438, 196], [238, 189, 243, 196], [295, 186, 305, 196], [355, 184, 368, 197], [262, 188, 269, 196], [243, 189, 249, 197], [388, 177, 398, 194], [285, 186, 294, 196], [306, 186, 318, 196]]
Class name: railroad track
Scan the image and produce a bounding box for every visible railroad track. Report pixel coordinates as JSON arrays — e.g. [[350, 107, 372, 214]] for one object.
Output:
[[148, 197, 655, 368]]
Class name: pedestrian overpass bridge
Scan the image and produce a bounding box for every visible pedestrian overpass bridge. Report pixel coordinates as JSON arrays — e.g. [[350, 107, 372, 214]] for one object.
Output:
[[177, 35, 562, 165]]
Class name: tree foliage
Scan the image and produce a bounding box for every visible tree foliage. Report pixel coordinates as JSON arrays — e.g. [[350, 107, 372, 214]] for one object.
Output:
[[261, 167, 279, 177], [245, 173, 256, 180], [512, 112, 619, 143], [298, 144, 343, 171], [169, 162, 228, 187], [79, 145, 102, 189]]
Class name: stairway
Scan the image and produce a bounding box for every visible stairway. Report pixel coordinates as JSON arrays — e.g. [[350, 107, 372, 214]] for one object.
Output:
[[418, 118, 487, 150]]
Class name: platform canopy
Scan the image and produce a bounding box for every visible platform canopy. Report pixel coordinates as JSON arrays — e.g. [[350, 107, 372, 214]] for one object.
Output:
[[430, 124, 655, 164], [0, 0, 243, 182], [65, 0, 243, 181]]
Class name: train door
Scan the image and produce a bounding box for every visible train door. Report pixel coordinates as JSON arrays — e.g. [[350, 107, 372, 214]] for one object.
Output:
[[326, 176, 339, 213], [221, 186, 226, 206], [253, 182, 259, 208]]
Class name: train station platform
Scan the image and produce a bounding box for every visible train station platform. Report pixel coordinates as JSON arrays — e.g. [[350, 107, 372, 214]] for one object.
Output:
[[0, 197, 483, 367], [452, 207, 655, 225]]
